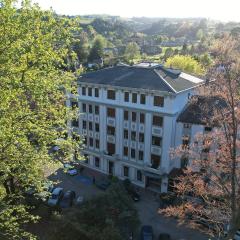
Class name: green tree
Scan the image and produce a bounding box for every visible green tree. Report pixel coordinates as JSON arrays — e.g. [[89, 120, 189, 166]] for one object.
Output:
[[124, 42, 140, 63], [73, 31, 90, 63], [88, 35, 106, 61], [163, 47, 174, 60], [165, 55, 205, 75], [50, 183, 140, 240], [0, 1, 81, 239]]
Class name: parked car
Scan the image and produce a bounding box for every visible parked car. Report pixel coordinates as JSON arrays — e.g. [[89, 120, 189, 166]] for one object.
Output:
[[158, 233, 171, 240], [47, 187, 64, 206], [140, 225, 153, 240], [60, 190, 76, 208], [63, 163, 78, 176], [96, 178, 111, 190], [123, 179, 140, 202], [76, 196, 84, 206]]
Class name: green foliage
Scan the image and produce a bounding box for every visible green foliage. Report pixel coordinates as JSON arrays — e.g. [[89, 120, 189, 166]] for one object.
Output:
[[165, 55, 205, 75], [73, 31, 90, 63], [50, 183, 140, 240], [124, 42, 140, 63], [88, 35, 106, 61], [0, 0, 81, 238]]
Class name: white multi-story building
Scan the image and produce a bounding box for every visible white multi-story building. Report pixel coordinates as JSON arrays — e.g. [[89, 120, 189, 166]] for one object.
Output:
[[68, 63, 207, 192]]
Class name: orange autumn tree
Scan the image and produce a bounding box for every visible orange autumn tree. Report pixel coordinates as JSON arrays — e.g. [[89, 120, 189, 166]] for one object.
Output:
[[162, 35, 240, 238]]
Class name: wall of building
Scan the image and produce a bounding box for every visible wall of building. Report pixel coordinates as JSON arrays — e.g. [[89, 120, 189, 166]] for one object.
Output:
[[68, 83, 196, 192]]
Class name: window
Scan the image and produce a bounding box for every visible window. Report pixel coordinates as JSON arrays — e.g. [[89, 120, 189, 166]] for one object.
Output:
[[139, 151, 144, 161], [132, 112, 137, 122], [140, 94, 146, 104], [107, 108, 115, 118], [72, 119, 79, 127], [205, 126, 212, 132], [152, 136, 162, 147], [137, 170, 143, 181], [72, 119, 79, 128], [182, 135, 190, 149], [95, 139, 100, 149], [107, 143, 115, 156], [71, 101, 78, 109], [95, 88, 99, 97], [95, 123, 99, 132], [152, 115, 163, 126], [184, 123, 191, 129], [95, 157, 100, 168], [95, 105, 99, 115], [124, 111, 128, 120], [89, 138, 93, 147], [82, 87, 86, 95], [132, 93, 137, 103], [88, 87, 92, 96], [131, 149, 135, 159], [124, 130, 128, 139], [89, 105, 93, 113], [123, 166, 129, 177], [131, 131, 136, 141], [140, 113, 145, 123], [123, 147, 128, 156], [107, 90, 116, 100], [124, 92, 129, 102], [139, 133, 144, 143], [82, 103, 86, 112], [82, 120, 87, 129], [107, 126, 115, 136], [83, 137, 87, 145], [89, 122, 93, 131], [151, 154, 161, 169], [154, 96, 164, 107]]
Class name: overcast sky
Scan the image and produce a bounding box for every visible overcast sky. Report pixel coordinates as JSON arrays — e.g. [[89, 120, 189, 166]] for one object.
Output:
[[31, 0, 240, 22]]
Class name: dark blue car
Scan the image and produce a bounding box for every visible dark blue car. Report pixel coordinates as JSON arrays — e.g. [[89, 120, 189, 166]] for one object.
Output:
[[141, 225, 153, 240]]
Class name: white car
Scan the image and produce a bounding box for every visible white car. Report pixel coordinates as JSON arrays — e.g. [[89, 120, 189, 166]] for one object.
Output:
[[47, 187, 63, 206], [63, 163, 78, 176]]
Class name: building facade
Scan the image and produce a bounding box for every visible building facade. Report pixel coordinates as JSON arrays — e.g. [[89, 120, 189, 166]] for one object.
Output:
[[67, 63, 205, 192]]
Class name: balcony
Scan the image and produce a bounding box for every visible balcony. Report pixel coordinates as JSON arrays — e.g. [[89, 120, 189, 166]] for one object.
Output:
[[131, 122, 136, 131], [88, 114, 93, 121], [131, 141, 136, 148], [107, 117, 115, 126], [152, 126, 163, 136], [123, 140, 128, 147], [143, 164, 167, 175], [151, 146, 162, 155], [80, 113, 87, 120], [139, 124, 144, 132], [95, 132, 100, 139], [89, 131, 94, 138], [82, 129, 87, 135], [95, 115, 99, 122], [107, 135, 115, 143], [138, 143, 144, 150], [124, 121, 129, 129]]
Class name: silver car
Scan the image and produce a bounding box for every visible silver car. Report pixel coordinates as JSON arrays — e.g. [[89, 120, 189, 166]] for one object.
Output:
[[47, 187, 63, 206]]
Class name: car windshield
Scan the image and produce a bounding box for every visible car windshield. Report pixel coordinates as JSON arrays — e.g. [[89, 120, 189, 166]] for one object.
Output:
[[51, 194, 58, 199]]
